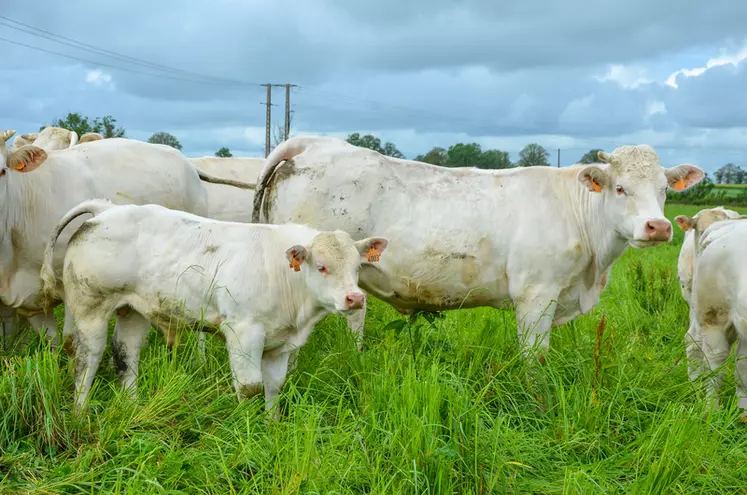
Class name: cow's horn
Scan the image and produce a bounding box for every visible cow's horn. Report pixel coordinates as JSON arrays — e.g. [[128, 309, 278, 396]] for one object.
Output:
[[0, 130, 16, 145]]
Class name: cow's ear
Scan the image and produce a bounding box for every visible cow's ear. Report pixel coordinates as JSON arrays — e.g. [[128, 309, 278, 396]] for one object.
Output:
[[675, 215, 695, 232], [285, 244, 308, 272], [355, 237, 388, 263], [8, 146, 47, 173], [577, 165, 609, 193], [665, 164, 705, 191]]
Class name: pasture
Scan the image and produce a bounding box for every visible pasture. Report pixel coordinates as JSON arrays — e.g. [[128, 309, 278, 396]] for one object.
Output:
[[713, 183, 747, 198], [2, 204, 747, 494]]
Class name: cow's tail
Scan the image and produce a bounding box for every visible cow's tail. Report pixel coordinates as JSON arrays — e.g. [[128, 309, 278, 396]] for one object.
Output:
[[40, 199, 116, 309], [252, 136, 322, 223], [197, 169, 255, 190], [67, 130, 79, 148]]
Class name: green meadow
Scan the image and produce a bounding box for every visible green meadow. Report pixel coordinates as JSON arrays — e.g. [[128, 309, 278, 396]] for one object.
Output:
[[2, 204, 747, 494]]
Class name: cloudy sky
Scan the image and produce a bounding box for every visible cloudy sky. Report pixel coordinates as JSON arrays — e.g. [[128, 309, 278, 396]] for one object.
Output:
[[1, 0, 746, 173]]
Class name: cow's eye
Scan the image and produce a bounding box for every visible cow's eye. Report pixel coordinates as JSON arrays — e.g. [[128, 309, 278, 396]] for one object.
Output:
[[317, 265, 328, 275], [615, 185, 625, 195], [0, 169, 6, 177]]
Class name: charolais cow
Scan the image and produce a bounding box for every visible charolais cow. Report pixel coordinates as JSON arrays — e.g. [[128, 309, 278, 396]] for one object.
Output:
[[0, 130, 253, 352], [674, 214, 747, 419], [79, 133, 103, 144], [40, 199, 388, 415], [31, 126, 79, 150], [188, 156, 263, 223], [252, 136, 704, 358]]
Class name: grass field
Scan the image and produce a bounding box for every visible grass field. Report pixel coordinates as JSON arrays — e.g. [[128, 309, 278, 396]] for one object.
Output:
[[713, 184, 747, 198], [2, 204, 747, 494]]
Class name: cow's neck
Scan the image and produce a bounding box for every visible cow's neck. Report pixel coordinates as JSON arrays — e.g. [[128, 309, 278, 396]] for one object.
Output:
[[566, 181, 629, 274]]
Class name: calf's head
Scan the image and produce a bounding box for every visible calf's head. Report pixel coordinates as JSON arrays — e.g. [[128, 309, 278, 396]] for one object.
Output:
[[285, 230, 388, 314], [577, 145, 704, 248], [0, 130, 48, 178]]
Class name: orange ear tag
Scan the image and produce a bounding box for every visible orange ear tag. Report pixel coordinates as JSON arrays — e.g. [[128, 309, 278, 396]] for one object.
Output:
[[673, 178, 687, 191], [289, 257, 302, 271], [591, 179, 602, 193], [366, 247, 380, 262]]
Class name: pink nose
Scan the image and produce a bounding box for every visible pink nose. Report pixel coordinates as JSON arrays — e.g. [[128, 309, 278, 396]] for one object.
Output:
[[345, 292, 365, 309], [645, 220, 672, 241]]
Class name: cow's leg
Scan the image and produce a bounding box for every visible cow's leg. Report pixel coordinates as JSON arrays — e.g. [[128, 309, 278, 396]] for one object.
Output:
[[112, 308, 151, 399], [345, 293, 366, 351], [699, 322, 732, 408], [512, 286, 559, 363], [685, 320, 708, 382], [61, 306, 77, 357], [223, 322, 265, 401], [262, 350, 292, 420], [734, 336, 747, 421], [27, 311, 59, 349], [72, 315, 110, 412], [0, 304, 22, 350]]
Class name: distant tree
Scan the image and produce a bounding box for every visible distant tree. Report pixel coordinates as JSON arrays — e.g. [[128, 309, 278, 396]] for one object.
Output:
[[148, 132, 182, 150], [91, 115, 126, 138], [415, 147, 447, 166], [215, 147, 233, 157], [346, 132, 403, 158], [46, 112, 125, 138], [46, 112, 93, 136], [517, 143, 550, 167], [416, 143, 513, 169], [578, 148, 604, 165], [713, 163, 744, 184]]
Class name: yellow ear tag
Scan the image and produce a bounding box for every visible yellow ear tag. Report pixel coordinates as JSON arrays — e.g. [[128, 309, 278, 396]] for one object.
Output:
[[366, 247, 381, 262], [591, 179, 602, 193], [289, 257, 302, 272]]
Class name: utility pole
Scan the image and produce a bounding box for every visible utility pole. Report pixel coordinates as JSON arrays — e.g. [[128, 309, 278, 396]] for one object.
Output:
[[284, 84, 297, 141], [261, 83, 273, 158], [557, 148, 560, 167]]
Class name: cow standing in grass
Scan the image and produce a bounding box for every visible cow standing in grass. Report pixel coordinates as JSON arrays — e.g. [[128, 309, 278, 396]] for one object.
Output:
[[674, 213, 747, 418], [253, 136, 704, 358], [0, 130, 252, 350], [40, 199, 387, 414]]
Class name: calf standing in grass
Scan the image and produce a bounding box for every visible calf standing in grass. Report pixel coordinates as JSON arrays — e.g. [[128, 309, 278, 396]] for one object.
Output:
[[675, 213, 747, 418], [40, 199, 387, 414]]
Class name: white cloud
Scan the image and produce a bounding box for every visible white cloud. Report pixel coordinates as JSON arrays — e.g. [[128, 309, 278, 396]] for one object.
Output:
[[595, 64, 651, 89], [646, 101, 667, 116], [85, 70, 113, 87], [665, 43, 747, 88]]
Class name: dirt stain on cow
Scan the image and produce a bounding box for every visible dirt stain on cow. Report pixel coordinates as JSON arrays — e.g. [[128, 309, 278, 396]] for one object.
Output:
[[203, 245, 219, 254]]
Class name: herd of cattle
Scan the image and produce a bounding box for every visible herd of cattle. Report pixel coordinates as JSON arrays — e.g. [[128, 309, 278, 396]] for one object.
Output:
[[1, 126, 745, 419]]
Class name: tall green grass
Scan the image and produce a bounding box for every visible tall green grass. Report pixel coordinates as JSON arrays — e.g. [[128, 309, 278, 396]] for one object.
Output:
[[2, 204, 747, 494]]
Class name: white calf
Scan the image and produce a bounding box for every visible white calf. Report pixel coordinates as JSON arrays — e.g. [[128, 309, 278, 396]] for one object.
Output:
[[41, 200, 387, 413], [675, 213, 747, 418]]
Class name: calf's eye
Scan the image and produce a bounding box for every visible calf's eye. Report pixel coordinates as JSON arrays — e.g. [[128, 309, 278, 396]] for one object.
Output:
[[615, 185, 625, 195], [317, 265, 328, 275]]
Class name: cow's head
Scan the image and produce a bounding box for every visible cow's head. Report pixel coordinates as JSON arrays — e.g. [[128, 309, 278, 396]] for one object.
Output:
[[0, 130, 48, 177], [32, 126, 78, 150], [577, 145, 704, 248], [285, 230, 388, 314]]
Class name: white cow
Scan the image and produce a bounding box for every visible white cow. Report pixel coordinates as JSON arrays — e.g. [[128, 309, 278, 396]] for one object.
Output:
[[79, 133, 103, 144], [253, 136, 704, 358], [674, 214, 747, 418], [40, 199, 388, 413], [12, 133, 38, 149], [676, 207, 741, 306], [0, 130, 252, 350], [188, 157, 264, 223], [30, 126, 79, 150]]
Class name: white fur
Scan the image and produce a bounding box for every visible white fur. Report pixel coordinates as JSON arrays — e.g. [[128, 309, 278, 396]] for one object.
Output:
[[253, 136, 704, 357], [188, 156, 263, 223]]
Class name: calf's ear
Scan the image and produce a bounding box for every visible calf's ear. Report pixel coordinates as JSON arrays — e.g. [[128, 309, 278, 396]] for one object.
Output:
[[674, 215, 695, 232], [665, 164, 705, 191], [285, 245, 308, 272], [577, 165, 609, 193], [355, 237, 388, 263], [8, 146, 47, 173]]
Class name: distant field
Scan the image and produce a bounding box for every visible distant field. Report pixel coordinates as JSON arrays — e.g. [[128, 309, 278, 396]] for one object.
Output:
[[2, 204, 747, 493], [713, 183, 747, 197]]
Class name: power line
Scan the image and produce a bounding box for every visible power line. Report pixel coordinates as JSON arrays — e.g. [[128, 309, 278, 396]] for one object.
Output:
[[0, 15, 261, 87]]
